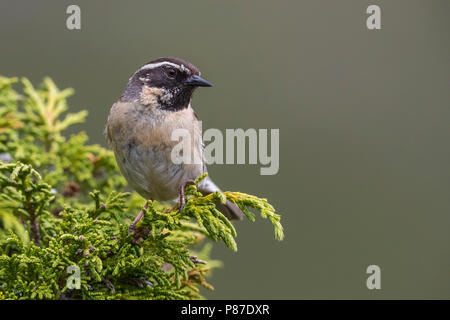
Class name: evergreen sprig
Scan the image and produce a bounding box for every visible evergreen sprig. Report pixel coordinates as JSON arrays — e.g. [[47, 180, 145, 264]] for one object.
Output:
[[0, 76, 284, 300]]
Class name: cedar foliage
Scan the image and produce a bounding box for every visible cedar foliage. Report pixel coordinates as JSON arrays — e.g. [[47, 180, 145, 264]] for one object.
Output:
[[0, 76, 283, 300]]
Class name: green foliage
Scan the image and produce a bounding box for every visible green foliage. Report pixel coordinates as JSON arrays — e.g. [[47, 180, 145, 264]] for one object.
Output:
[[0, 76, 284, 300]]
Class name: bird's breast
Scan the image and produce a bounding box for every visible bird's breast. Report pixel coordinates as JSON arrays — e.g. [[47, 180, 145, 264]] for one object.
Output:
[[106, 101, 204, 201]]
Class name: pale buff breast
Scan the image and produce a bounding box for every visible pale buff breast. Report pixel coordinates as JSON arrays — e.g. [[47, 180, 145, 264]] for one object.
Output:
[[106, 100, 205, 201]]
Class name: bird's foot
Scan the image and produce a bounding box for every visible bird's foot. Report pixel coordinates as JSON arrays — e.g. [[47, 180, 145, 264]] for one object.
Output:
[[178, 180, 195, 213], [128, 201, 149, 234]]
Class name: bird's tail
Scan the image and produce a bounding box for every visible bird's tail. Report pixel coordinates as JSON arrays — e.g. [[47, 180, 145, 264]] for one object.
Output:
[[214, 200, 244, 221], [197, 176, 244, 221]]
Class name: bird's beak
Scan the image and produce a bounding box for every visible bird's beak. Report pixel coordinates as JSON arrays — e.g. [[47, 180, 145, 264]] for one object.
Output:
[[185, 74, 213, 87]]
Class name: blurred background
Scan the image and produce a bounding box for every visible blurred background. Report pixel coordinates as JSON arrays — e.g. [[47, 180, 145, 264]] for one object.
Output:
[[0, 0, 449, 299]]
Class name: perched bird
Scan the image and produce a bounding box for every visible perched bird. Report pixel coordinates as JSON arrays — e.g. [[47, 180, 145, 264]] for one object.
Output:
[[106, 57, 244, 230]]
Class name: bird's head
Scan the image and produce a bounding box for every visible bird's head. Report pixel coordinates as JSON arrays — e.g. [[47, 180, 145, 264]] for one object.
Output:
[[121, 57, 212, 111]]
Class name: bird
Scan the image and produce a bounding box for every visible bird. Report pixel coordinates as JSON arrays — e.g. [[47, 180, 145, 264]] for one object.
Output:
[[106, 57, 244, 231]]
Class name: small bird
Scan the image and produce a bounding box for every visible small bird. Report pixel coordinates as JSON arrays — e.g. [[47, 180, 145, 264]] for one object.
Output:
[[106, 57, 244, 230]]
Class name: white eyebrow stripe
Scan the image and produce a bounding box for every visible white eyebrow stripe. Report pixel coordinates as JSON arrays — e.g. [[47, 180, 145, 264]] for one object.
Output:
[[139, 61, 190, 73]]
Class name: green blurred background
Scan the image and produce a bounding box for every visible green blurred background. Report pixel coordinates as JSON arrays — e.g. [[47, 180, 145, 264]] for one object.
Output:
[[1, 0, 449, 299]]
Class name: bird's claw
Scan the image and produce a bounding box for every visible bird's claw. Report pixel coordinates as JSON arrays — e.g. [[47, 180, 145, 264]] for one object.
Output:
[[178, 180, 195, 213]]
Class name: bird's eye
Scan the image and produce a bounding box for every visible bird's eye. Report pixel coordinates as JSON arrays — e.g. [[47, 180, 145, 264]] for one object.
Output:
[[166, 68, 177, 79]]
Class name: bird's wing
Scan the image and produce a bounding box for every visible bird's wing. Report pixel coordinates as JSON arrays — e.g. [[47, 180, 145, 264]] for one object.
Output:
[[192, 105, 243, 220]]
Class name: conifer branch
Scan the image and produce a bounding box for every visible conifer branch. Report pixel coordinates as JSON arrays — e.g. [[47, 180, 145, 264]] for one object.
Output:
[[0, 76, 284, 300]]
